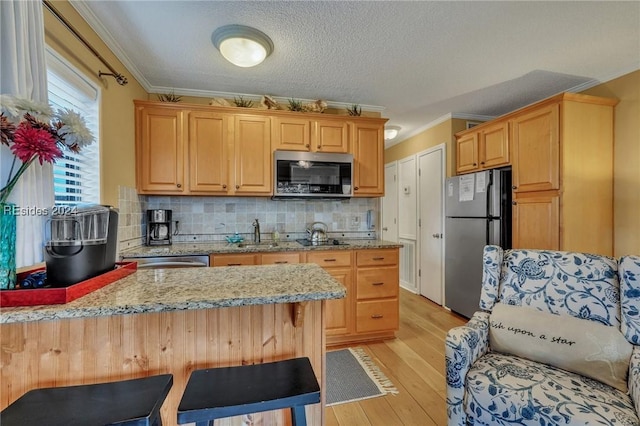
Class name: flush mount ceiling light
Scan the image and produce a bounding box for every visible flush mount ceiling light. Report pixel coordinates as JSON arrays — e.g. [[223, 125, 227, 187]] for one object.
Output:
[[384, 125, 401, 141], [212, 24, 274, 68]]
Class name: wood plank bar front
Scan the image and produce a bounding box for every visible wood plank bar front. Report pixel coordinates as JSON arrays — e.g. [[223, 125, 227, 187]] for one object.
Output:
[[0, 301, 326, 426]]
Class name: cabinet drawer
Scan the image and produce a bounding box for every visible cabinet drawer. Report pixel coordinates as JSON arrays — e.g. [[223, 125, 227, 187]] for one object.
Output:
[[356, 299, 399, 333], [211, 254, 257, 267], [356, 267, 399, 300], [261, 252, 301, 265], [356, 249, 398, 267], [305, 250, 351, 268]]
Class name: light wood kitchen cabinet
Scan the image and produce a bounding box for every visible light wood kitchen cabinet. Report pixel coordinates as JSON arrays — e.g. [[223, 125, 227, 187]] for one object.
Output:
[[233, 115, 272, 195], [454, 93, 616, 255], [481, 122, 510, 169], [354, 248, 399, 334], [272, 117, 349, 153], [207, 246, 399, 345], [455, 121, 509, 174], [322, 267, 353, 336], [511, 104, 559, 193], [512, 192, 560, 250], [135, 105, 186, 194], [509, 93, 616, 254], [136, 100, 388, 197], [351, 121, 385, 197], [261, 252, 301, 265], [455, 132, 479, 174], [136, 102, 271, 196], [305, 250, 354, 337], [210, 253, 258, 267], [188, 111, 229, 193]]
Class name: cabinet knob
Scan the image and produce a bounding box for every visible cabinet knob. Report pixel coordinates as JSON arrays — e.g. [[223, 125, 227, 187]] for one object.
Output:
[[512, 185, 517, 190], [473, 163, 477, 166], [317, 145, 321, 149], [236, 185, 240, 189], [354, 186, 359, 191], [305, 144, 310, 148], [512, 201, 517, 205], [371, 314, 384, 319], [480, 161, 485, 165], [222, 184, 227, 189], [176, 183, 182, 188]]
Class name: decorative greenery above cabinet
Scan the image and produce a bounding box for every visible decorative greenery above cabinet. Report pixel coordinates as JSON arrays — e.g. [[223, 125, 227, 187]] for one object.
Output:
[[134, 100, 387, 197]]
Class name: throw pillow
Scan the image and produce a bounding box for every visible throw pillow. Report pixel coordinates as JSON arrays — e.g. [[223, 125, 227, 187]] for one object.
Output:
[[489, 303, 633, 392]]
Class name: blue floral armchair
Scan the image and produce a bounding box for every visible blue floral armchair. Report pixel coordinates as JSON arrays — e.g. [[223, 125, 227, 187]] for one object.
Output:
[[445, 246, 640, 425]]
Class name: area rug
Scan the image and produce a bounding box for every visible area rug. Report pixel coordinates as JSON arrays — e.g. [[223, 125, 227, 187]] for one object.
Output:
[[326, 347, 398, 406]]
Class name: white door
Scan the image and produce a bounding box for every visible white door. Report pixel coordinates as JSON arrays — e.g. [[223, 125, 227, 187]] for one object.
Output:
[[398, 156, 417, 240], [418, 145, 445, 304], [381, 162, 398, 242]]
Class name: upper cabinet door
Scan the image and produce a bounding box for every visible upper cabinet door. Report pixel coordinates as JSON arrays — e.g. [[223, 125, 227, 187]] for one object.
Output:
[[511, 104, 560, 193], [189, 111, 229, 193], [455, 133, 479, 174], [136, 106, 186, 194], [271, 117, 311, 151], [352, 122, 384, 197], [233, 115, 272, 195], [480, 122, 509, 169], [314, 119, 349, 153]]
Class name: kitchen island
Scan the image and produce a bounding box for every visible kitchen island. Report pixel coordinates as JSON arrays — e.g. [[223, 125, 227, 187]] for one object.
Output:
[[121, 239, 403, 346], [0, 263, 345, 425], [121, 239, 403, 347]]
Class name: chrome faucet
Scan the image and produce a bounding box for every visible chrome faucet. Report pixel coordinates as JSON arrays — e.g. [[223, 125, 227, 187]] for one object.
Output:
[[252, 219, 261, 243]]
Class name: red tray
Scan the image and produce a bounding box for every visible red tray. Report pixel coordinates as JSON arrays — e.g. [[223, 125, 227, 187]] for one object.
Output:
[[0, 261, 137, 307]]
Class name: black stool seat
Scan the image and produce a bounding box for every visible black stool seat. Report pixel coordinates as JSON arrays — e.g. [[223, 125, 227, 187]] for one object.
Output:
[[177, 357, 320, 426], [1, 374, 173, 426]]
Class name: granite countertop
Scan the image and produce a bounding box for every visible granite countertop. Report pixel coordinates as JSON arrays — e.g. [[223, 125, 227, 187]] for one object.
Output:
[[120, 239, 402, 258], [0, 263, 345, 324]]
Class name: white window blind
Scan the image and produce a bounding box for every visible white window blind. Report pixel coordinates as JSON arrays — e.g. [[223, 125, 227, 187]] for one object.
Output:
[[46, 47, 100, 205]]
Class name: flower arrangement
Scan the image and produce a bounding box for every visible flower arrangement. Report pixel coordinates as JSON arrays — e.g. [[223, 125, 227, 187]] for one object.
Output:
[[0, 94, 95, 205]]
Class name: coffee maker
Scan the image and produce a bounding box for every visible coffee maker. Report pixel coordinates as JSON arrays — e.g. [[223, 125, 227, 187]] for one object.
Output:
[[44, 205, 119, 287], [146, 209, 172, 246]]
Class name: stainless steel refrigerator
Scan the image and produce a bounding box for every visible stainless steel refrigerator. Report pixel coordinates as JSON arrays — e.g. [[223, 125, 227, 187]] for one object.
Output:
[[444, 169, 511, 318]]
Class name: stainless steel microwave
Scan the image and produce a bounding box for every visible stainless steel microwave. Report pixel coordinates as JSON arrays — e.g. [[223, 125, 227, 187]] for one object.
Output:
[[273, 151, 353, 199]]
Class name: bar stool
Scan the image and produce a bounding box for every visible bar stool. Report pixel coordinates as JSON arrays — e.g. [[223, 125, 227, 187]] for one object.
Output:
[[1, 374, 173, 426], [177, 357, 320, 426]]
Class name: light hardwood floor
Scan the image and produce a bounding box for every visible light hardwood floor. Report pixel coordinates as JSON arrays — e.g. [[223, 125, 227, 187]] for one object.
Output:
[[326, 289, 467, 426]]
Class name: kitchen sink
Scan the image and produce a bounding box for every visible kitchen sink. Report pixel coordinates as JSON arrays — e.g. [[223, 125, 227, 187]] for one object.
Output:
[[236, 242, 279, 248]]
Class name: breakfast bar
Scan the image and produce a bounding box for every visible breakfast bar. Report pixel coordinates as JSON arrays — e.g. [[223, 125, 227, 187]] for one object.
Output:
[[0, 263, 345, 425]]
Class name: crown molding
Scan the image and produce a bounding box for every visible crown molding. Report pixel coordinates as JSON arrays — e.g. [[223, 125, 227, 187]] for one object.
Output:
[[70, 1, 386, 113], [69, 0, 153, 91], [565, 64, 640, 94]]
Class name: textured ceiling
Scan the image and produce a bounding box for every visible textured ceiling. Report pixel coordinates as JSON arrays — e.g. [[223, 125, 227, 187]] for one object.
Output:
[[71, 1, 640, 147]]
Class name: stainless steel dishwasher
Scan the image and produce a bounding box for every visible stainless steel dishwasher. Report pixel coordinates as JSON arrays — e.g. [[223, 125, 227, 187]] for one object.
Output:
[[122, 255, 209, 269]]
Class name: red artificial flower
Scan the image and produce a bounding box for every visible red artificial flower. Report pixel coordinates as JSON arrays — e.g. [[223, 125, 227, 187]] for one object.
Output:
[[10, 122, 63, 165]]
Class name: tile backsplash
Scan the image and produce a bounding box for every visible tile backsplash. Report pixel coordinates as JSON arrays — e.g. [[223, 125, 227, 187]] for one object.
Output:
[[117, 186, 380, 251], [117, 186, 147, 251]]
